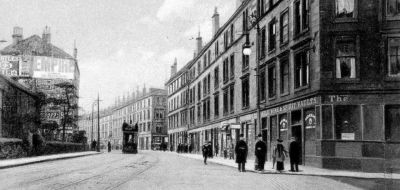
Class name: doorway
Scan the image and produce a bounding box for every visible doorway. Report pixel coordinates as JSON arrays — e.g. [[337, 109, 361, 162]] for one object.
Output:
[[291, 125, 302, 164]]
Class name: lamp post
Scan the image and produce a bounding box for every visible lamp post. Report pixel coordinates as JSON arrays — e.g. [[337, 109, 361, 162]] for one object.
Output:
[[97, 93, 100, 152], [243, 13, 261, 138]]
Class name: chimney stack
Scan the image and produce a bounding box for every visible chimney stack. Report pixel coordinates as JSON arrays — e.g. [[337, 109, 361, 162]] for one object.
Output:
[[196, 31, 203, 55], [136, 85, 140, 97], [73, 40, 78, 59], [171, 58, 178, 77], [212, 7, 220, 36], [42, 26, 51, 44], [12, 26, 23, 45], [142, 84, 147, 95]]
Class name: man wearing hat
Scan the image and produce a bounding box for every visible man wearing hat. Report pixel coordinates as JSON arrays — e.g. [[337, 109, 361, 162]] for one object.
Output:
[[235, 134, 248, 172], [202, 141, 211, 165], [289, 136, 301, 172], [255, 134, 267, 171]]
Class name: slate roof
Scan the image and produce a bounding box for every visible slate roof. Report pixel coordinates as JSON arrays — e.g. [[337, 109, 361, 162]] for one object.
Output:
[[0, 35, 74, 59]]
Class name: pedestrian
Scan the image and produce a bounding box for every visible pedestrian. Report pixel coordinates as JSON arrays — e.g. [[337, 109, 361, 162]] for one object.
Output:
[[229, 144, 234, 160], [108, 141, 112, 153], [289, 137, 301, 172], [202, 142, 210, 165], [208, 141, 213, 158], [92, 140, 97, 151], [235, 134, 248, 172], [272, 139, 287, 173], [223, 148, 228, 159], [255, 134, 267, 171]]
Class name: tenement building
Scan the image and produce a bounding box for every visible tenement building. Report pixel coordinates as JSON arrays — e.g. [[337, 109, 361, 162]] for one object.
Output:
[[166, 0, 400, 172], [79, 87, 167, 150]]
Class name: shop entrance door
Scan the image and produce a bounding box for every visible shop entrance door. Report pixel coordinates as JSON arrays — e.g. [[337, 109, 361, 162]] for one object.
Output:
[[291, 125, 302, 164]]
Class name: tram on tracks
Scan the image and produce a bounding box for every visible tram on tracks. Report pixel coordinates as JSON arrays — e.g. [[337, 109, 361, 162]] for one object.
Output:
[[122, 122, 138, 154]]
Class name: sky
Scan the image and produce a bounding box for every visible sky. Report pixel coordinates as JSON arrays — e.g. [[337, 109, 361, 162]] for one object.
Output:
[[0, 0, 236, 113]]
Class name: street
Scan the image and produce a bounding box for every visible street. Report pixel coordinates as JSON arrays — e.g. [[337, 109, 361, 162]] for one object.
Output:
[[0, 151, 366, 190]]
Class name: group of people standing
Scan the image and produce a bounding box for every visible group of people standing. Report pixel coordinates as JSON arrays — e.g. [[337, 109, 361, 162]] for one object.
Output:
[[231, 134, 301, 173], [176, 143, 192, 153]]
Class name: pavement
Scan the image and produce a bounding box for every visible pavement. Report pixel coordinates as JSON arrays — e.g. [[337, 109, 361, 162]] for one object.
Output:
[[0, 151, 101, 169], [171, 152, 400, 180], [0, 150, 372, 190]]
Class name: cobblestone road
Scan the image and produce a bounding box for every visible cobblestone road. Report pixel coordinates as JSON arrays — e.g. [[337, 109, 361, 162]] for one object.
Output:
[[0, 151, 364, 190]]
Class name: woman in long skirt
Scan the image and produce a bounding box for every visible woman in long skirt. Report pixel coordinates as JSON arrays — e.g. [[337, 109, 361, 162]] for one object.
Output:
[[272, 139, 287, 172]]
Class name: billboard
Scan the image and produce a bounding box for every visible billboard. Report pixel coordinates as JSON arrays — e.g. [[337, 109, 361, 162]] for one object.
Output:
[[0, 55, 20, 77], [33, 56, 75, 79]]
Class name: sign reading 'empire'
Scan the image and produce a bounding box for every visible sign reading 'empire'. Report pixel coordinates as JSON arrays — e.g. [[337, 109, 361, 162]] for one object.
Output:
[[266, 97, 319, 116]]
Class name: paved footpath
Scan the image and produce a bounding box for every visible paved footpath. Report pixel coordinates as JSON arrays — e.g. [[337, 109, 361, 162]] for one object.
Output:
[[0, 151, 101, 169], [172, 152, 400, 180]]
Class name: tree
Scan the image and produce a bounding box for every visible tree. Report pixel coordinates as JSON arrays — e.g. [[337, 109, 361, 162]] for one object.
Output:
[[47, 81, 79, 142]]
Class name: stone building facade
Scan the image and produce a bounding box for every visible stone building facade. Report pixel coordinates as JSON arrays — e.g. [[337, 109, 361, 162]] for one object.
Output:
[[166, 0, 400, 172]]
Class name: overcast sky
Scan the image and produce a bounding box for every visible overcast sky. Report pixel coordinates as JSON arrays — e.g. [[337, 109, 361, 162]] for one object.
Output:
[[0, 0, 236, 113]]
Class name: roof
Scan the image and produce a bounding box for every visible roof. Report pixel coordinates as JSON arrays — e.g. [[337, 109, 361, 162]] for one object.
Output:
[[0, 35, 74, 59], [0, 73, 38, 98]]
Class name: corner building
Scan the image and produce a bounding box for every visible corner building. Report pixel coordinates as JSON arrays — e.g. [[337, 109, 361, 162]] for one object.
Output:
[[167, 0, 400, 172]]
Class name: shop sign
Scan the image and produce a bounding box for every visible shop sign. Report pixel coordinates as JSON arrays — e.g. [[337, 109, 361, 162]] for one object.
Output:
[[341, 133, 355, 140], [305, 113, 316, 129], [0, 55, 20, 77], [230, 124, 241, 129], [279, 119, 288, 131], [32, 56, 75, 80], [266, 97, 318, 116], [327, 95, 349, 103]]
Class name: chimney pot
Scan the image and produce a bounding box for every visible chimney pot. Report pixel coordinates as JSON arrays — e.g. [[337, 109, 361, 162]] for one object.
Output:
[[212, 7, 220, 36], [12, 26, 23, 45]]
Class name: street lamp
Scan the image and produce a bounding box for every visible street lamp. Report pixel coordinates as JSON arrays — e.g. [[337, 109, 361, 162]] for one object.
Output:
[[242, 44, 252, 56]]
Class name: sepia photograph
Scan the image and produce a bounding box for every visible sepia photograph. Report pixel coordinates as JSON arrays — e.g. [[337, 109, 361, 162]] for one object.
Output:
[[0, 0, 399, 189]]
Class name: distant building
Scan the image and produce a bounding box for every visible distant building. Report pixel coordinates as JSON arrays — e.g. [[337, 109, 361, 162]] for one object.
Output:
[[78, 87, 168, 150], [0, 26, 80, 141]]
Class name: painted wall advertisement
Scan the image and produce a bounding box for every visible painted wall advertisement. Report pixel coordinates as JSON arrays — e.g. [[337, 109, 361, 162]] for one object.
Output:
[[33, 56, 75, 80], [0, 56, 20, 76]]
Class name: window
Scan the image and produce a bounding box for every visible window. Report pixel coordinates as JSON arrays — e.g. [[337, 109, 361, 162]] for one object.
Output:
[[388, 38, 400, 77], [223, 58, 229, 82], [385, 105, 400, 142], [260, 68, 266, 101], [242, 51, 249, 70], [224, 31, 229, 49], [388, 0, 400, 17], [197, 61, 201, 75], [230, 54, 235, 78], [223, 89, 229, 115], [258, 0, 265, 17], [207, 74, 211, 94], [294, 0, 309, 35], [197, 82, 201, 101], [243, 9, 249, 32], [280, 59, 289, 94], [229, 85, 235, 113], [197, 105, 201, 124], [280, 11, 289, 44], [334, 105, 361, 140], [203, 55, 207, 69], [242, 77, 250, 108], [203, 78, 207, 96], [260, 27, 266, 58], [335, 0, 354, 18], [336, 40, 356, 79], [214, 94, 219, 118], [215, 41, 219, 58], [208, 50, 211, 65], [268, 19, 276, 51], [214, 66, 219, 88], [295, 50, 310, 88], [268, 65, 276, 97], [230, 24, 235, 44]]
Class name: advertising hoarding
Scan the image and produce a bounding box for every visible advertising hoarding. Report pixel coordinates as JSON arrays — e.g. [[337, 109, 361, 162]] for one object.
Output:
[[33, 56, 75, 79], [0, 55, 20, 77]]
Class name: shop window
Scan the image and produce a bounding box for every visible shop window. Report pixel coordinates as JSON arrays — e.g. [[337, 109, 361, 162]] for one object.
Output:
[[261, 117, 268, 142], [260, 68, 266, 101], [268, 64, 276, 98], [336, 40, 356, 79], [334, 105, 361, 140], [291, 110, 302, 125], [335, 0, 355, 18], [387, 0, 400, 17], [280, 59, 289, 95], [294, 50, 310, 88], [388, 38, 400, 77], [280, 10, 289, 45], [242, 77, 250, 108], [279, 114, 288, 140], [385, 105, 400, 142], [270, 116, 278, 142], [304, 108, 316, 140]]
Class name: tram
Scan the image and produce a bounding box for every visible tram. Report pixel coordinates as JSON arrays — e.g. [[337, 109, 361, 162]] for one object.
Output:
[[122, 122, 138, 154]]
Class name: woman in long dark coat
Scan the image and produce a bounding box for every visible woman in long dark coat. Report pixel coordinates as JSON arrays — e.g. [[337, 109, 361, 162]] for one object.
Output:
[[235, 134, 248, 172]]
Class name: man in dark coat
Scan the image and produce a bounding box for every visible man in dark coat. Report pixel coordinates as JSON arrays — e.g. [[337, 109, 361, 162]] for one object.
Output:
[[255, 134, 267, 171], [289, 137, 301, 172], [202, 142, 211, 165], [235, 134, 248, 172], [107, 141, 112, 153]]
